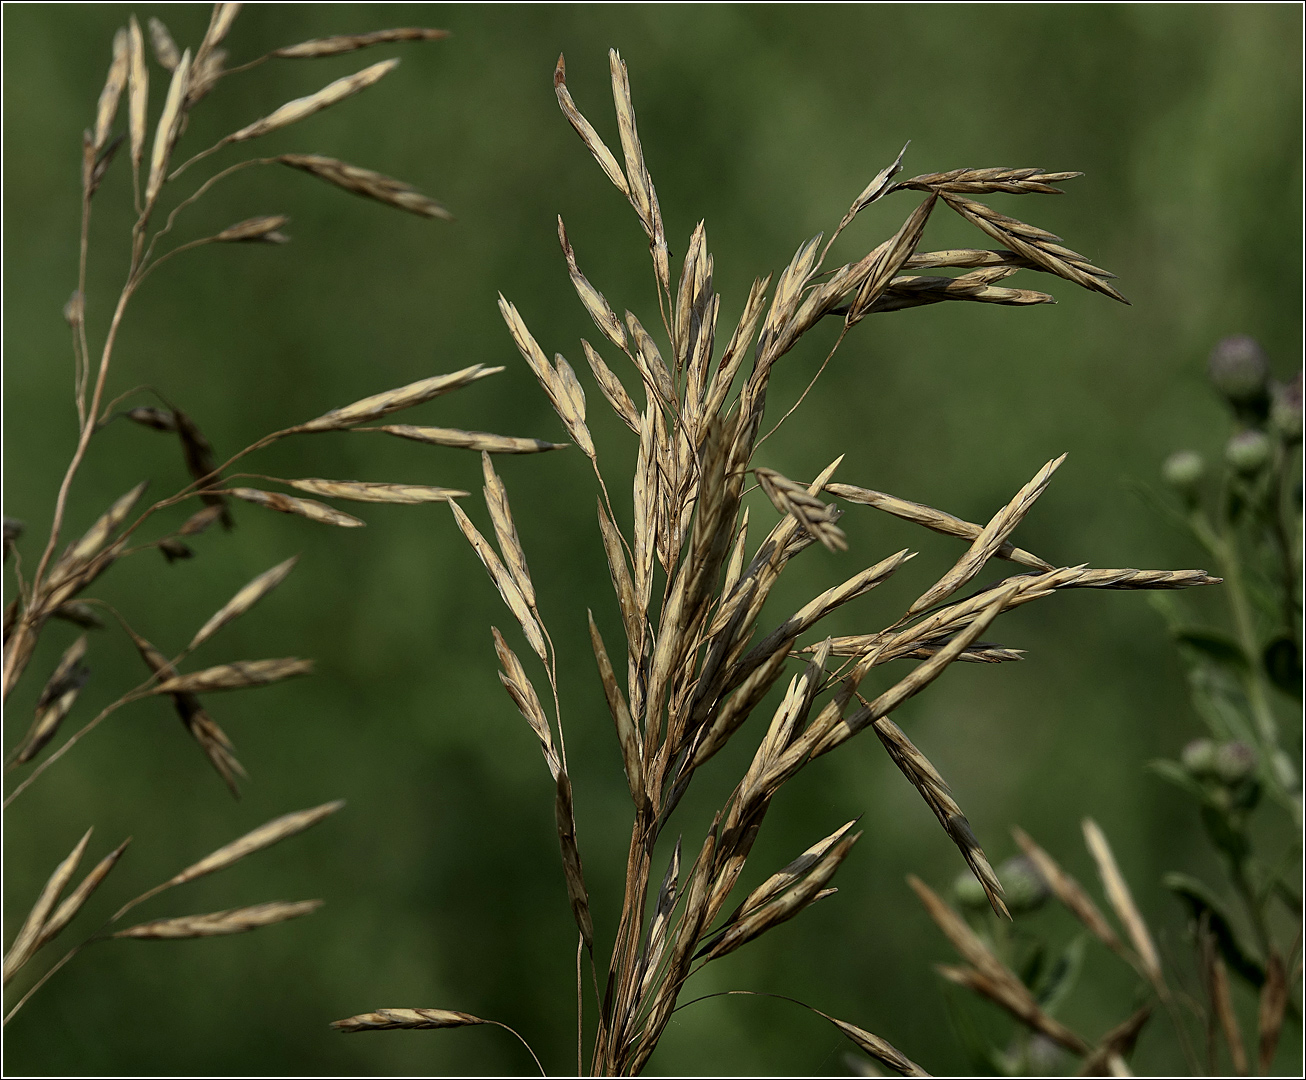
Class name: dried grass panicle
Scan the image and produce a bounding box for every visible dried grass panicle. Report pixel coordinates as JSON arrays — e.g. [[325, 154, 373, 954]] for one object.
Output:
[[2, 8, 504, 1025], [419, 47, 1218, 1075]]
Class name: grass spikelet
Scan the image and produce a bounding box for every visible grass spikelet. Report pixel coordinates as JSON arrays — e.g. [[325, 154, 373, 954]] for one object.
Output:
[[152, 658, 313, 695], [189, 556, 299, 652], [279, 153, 451, 219], [227, 488, 365, 528], [113, 900, 323, 939], [227, 59, 399, 145], [2, 829, 93, 985]]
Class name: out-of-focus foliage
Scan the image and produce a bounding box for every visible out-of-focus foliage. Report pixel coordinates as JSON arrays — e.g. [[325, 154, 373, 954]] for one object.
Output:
[[3, 4, 1300, 1076]]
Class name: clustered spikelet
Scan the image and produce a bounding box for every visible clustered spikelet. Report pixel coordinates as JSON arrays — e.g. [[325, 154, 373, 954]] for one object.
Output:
[[334, 48, 1219, 1075], [2, 5, 560, 1027]]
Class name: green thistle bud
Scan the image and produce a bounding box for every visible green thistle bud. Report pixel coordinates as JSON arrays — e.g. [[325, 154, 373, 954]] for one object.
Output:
[[1209, 335, 1270, 406], [1181, 738, 1219, 777], [1214, 740, 1257, 784], [1162, 450, 1205, 493], [1225, 429, 1272, 475], [996, 855, 1049, 914], [952, 868, 988, 910], [1270, 372, 1303, 443]]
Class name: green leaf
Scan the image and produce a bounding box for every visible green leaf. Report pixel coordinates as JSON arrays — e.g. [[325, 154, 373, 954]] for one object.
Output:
[[1263, 636, 1302, 699], [1163, 872, 1265, 987], [1174, 627, 1249, 672], [1035, 935, 1086, 1017], [1147, 758, 1208, 801]]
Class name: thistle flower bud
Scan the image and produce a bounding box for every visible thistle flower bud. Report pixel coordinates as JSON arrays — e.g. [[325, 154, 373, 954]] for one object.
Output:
[[1225, 429, 1272, 475], [1181, 737, 1218, 777], [996, 854, 1049, 914], [1162, 450, 1205, 493], [1214, 740, 1257, 784], [1270, 372, 1303, 443], [951, 868, 988, 910], [1208, 335, 1270, 406]]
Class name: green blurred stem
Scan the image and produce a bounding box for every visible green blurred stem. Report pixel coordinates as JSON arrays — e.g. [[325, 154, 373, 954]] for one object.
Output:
[[1188, 507, 1300, 829]]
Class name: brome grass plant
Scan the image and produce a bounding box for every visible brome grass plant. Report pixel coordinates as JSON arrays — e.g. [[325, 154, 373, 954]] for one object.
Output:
[[2, 3, 558, 1032], [332, 49, 1226, 1076]]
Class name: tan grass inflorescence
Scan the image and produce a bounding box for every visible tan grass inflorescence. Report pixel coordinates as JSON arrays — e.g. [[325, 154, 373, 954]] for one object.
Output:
[[334, 47, 1219, 1075]]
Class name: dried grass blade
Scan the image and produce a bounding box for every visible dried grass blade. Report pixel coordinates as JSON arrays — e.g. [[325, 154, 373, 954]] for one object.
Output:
[[582, 340, 640, 432], [228, 488, 365, 528], [126, 628, 247, 795], [296, 364, 499, 432], [332, 1008, 486, 1032], [732, 820, 859, 927], [1081, 818, 1163, 988], [815, 584, 1015, 755], [14, 635, 91, 764], [1063, 568, 1221, 590], [189, 556, 299, 652], [608, 48, 669, 289], [147, 17, 180, 70], [625, 311, 676, 406], [279, 153, 450, 220], [828, 1017, 929, 1078], [934, 963, 1090, 1056], [173, 409, 231, 527], [36, 839, 132, 949], [93, 28, 130, 153], [367, 424, 564, 454], [3, 828, 92, 985], [755, 466, 846, 552], [638, 838, 682, 996], [450, 502, 546, 661], [113, 900, 322, 939], [559, 217, 626, 348], [482, 454, 536, 606], [826, 483, 1051, 570], [1208, 952, 1249, 1075], [1075, 1006, 1152, 1077], [551, 353, 596, 461], [702, 831, 859, 960], [555, 770, 594, 948], [131, 801, 345, 907], [941, 192, 1128, 304], [493, 627, 559, 779], [144, 49, 191, 209], [846, 194, 937, 326], [152, 658, 313, 695], [1257, 950, 1288, 1073], [127, 17, 148, 175], [50, 481, 149, 583], [214, 215, 290, 243], [273, 28, 449, 59], [905, 455, 1064, 619], [704, 276, 769, 422], [835, 141, 911, 234], [227, 59, 399, 144], [285, 479, 466, 504], [587, 612, 643, 808], [554, 54, 630, 199], [1011, 827, 1131, 959], [196, 2, 241, 64]]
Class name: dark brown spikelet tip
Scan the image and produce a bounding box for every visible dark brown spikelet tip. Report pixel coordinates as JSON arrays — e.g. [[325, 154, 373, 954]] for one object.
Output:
[[173, 408, 232, 528], [124, 406, 178, 431]]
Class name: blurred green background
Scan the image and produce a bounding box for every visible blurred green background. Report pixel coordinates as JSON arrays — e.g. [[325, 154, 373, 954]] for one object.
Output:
[[3, 3, 1301, 1076]]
